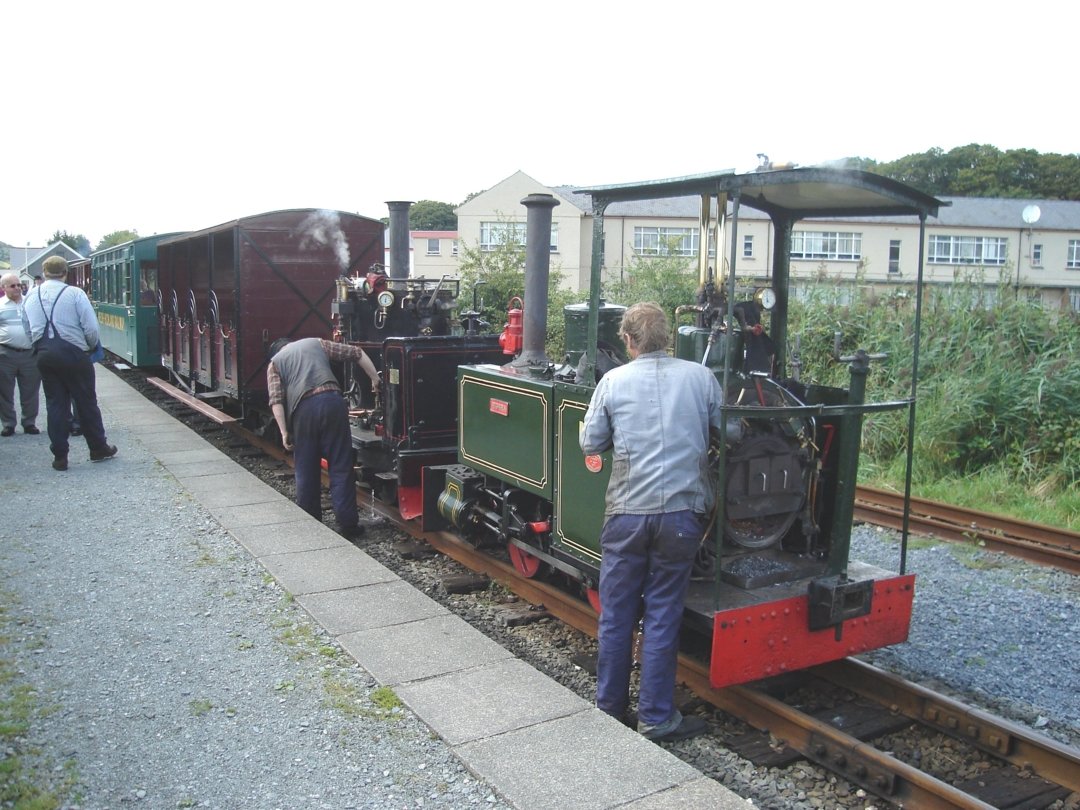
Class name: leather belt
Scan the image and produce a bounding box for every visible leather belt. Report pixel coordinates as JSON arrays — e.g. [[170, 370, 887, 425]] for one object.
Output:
[[299, 383, 341, 402]]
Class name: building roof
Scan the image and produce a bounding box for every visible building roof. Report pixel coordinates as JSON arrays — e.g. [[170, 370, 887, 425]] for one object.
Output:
[[18, 242, 86, 282], [933, 197, 1077, 230]]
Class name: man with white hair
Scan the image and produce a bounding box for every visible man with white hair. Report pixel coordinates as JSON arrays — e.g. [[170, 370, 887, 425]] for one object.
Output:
[[580, 301, 724, 743], [0, 273, 41, 436], [24, 256, 116, 471]]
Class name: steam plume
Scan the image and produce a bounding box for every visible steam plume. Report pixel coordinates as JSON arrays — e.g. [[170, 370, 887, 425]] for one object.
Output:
[[299, 210, 351, 270]]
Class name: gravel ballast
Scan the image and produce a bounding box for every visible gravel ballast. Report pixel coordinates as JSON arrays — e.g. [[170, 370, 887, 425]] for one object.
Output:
[[851, 525, 1080, 749], [0, 410, 509, 809]]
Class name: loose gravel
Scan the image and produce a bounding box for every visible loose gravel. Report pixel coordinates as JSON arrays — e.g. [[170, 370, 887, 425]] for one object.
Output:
[[0, 398, 509, 810], [852, 525, 1080, 749]]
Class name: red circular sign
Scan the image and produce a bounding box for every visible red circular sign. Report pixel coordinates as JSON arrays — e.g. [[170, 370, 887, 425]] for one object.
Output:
[[584, 454, 603, 473]]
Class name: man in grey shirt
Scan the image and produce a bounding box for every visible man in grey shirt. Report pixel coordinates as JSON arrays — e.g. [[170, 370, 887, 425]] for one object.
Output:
[[580, 302, 723, 743]]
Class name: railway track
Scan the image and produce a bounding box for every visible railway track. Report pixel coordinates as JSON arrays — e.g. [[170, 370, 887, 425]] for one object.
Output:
[[855, 485, 1080, 575], [365, 497, 1080, 809], [141, 373, 1080, 808]]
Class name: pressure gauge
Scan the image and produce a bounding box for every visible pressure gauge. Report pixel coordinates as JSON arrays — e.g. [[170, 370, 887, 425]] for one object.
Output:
[[377, 290, 395, 308], [755, 287, 776, 311]]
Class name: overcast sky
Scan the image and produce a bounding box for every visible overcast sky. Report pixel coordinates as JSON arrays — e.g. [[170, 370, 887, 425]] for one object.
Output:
[[4, 1, 1074, 249]]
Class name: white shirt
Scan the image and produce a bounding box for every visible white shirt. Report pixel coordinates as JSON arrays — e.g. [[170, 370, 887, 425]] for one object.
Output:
[[0, 294, 33, 350]]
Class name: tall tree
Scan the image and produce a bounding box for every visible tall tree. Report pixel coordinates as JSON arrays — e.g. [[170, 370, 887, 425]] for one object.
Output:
[[454, 218, 573, 359], [95, 230, 139, 251], [49, 230, 91, 256], [873, 145, 1080, 199], [409, 200, 457, 230]]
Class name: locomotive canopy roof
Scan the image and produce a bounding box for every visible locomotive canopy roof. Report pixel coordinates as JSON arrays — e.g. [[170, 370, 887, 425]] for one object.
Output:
[[571, 167, 947, 400], [576, 167, 947, 221]]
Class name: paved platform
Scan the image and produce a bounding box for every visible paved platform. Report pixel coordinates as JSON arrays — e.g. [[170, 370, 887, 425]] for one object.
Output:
[[36, 367, 749, 809]]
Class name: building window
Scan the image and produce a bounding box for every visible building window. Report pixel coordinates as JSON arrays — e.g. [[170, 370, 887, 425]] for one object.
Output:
[[478, 221, 556, 252], [928, 234, 1008, 266], [633, 226, 698, 256], [888, 240, 901, 274], [1031, 243, 1042, 267], [426, 238, 440, 256], [790, 231, 862, 261], [479, 221, 525, 252], [742, 235, 754, 258], [452, 240, 458, 257], [1069, 289, 1080, 311], [1068, 240, 1080, 269]]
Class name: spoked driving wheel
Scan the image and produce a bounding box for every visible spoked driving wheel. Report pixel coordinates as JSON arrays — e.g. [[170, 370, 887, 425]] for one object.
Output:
[[508, 542, 543, 578]]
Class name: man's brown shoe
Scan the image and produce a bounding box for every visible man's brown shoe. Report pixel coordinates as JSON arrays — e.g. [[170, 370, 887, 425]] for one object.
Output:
[[89, 444, 118, 461], [52, 456, 68, 471]]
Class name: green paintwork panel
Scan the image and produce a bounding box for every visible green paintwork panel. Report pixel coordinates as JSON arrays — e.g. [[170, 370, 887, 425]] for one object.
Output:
[[93, 301, 154, 364], [458, 365, 553, 499], [563, 302, 628, 367], [91, 234, 179, 367], [552, 385, 608, 567]]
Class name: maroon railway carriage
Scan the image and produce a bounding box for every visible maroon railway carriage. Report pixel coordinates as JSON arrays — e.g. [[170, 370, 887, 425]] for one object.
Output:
[[66, 258, 92, 295], [157, 209, 384, 409]]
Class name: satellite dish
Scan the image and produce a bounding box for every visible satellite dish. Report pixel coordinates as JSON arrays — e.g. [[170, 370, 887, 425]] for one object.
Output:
[[1022, 205, 1041, 225]]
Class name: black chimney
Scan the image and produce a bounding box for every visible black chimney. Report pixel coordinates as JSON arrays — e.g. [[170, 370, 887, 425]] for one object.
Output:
[[511, 193, 560, 371], [386, 201, 413, 279]]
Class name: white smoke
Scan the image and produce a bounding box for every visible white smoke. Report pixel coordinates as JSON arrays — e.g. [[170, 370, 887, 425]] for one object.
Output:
[[299, 210, 351, 271]]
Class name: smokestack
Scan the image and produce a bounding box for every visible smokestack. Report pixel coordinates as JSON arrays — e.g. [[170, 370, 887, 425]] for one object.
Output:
[[386, 201, 413, 279], [512, 193, 560, 370]]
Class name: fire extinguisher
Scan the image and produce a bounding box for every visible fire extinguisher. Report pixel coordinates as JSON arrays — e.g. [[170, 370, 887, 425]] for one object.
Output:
[[499, 296, 524, 355]]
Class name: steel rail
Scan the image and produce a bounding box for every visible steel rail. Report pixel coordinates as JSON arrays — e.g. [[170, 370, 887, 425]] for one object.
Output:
[[678, 660, 999, 809], [855, 485, 1080, 574], [819, 658, 1080, 794]]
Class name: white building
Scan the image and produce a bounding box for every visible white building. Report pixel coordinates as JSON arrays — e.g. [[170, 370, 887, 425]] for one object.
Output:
[[456, 171, 1080, 311], [410, 230, 458, 278]]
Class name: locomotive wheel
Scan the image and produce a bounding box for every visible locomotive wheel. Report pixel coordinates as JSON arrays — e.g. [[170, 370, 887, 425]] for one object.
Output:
[[508, 543, 542, 578], [585, 587, 602, 614]]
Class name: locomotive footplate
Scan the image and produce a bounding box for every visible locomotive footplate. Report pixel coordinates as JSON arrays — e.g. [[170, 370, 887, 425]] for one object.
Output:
[[720, 549, 826, 589]]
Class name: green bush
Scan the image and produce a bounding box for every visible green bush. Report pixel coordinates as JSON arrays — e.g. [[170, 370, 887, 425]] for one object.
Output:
[[455, 232, 575, 362], [788, 279, 1080, 508]]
